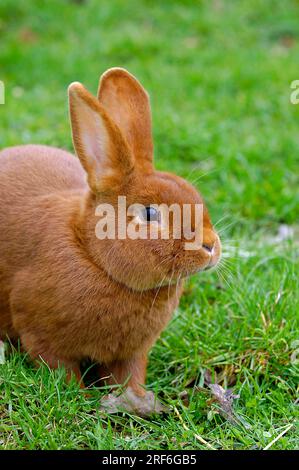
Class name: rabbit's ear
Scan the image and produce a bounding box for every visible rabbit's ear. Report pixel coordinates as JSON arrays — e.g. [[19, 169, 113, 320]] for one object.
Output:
[[98, 68, 153, 172], [69, 82, 134, 194]]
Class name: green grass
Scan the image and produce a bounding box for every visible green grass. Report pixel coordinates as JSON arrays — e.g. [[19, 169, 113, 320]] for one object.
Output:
[[0, 0, 298, 450]]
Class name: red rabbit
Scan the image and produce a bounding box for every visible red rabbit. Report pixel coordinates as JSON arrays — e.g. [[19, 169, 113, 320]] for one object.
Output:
[[0, 68, 221, 414]]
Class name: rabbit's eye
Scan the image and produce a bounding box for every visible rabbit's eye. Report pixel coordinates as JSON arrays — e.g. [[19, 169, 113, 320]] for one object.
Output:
[[143, 206, 160, 222]]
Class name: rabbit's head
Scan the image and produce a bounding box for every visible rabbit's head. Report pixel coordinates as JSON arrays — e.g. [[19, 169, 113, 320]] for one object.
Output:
[[69, 68, 221, 291]]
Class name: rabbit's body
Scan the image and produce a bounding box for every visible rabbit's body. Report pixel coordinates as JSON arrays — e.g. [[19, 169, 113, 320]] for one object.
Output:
[[0, 145, 179, 367], [0, 69, 221, 412], [0, 145, 83, 337]]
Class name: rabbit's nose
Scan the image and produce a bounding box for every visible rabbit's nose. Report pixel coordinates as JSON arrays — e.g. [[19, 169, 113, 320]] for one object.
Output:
[[202, 242, 214, 254]]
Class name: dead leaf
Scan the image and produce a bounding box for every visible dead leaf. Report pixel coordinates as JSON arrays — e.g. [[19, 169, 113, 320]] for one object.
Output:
[[208, 384, 240, 423], [202, 370, 251, 429], [280, 35, 296, 48], [18, 28, 38, 44], [179, 390, 189, 407]]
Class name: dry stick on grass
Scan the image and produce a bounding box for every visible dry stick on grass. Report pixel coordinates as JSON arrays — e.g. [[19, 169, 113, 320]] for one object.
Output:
[[174, 406, 216, 450], [263, 423, 294, 450]]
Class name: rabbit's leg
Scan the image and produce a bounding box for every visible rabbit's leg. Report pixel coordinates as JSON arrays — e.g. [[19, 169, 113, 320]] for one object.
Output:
[[98, 356, 168, 416], [20, 331, 83, 386], [98, 355, 147, 396]]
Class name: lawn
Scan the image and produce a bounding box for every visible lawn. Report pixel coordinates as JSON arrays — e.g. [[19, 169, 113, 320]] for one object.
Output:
[[0, 0, 298, 450]]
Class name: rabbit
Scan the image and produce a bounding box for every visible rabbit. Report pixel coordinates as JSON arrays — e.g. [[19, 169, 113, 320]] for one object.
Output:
[[0, 68, 221, 415]]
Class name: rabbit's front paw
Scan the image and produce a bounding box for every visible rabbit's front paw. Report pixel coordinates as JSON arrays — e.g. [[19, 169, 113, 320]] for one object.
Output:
[[100, 387, 169, 417]]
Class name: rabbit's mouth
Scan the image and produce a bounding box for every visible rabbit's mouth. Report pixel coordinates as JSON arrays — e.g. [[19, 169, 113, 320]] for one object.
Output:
[[165, 234, 221, 279]]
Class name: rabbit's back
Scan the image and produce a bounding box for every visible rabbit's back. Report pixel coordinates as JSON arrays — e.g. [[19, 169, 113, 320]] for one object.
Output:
[[0, 145, 87, 269], [0, 145, 87, 199]]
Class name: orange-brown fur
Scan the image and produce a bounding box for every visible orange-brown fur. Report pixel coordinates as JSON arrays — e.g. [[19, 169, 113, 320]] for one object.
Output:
[[0, 68, 221, 399]]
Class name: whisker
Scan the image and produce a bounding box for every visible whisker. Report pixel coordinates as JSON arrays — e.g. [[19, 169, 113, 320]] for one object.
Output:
[[153, 255, 173, 272], [167, 269, 175, 306], [189, 167, 219, 186], [148, 274, 168, 318], [217, 220, 238, 235], [216, 265, 233, 290], [175, 272, 182, 302], [184, 158, 217, 182], [213, 214, 231, 229]]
